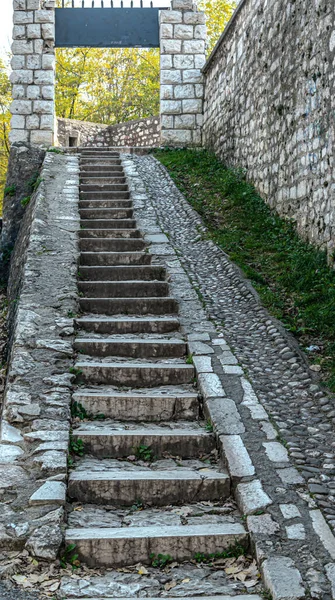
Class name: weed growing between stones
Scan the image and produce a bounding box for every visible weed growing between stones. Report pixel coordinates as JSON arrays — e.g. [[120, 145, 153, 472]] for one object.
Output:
[[186, 354, 194, 364], [71, 400, 105, 421], [69, 436, 85, 458], [150, 553, 173, 568], [205, 419, 214, 432], [60, 543, 80, 570], [155, 148, 335, 392], [134, 444, 155, 462], [193, 541, 246, 564], [4, 184, 16, 197], [47, 147, 64, 154]]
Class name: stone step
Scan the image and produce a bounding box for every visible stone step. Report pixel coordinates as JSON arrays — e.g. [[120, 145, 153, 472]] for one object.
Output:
[[80, 165, 124, 173], [75, 316, 180, 334], [80, 219, 136, 229], [75, 360, 194, 386], [80, 252, 152, 267], [68, 468, 230, 506], [79, 238, 146, 253], [65, 522, 248, 567], [80, 177, 127, 185], [79, 200, 133, 209], [80, 184, 129, 192], [80, 191, 131, 201], [74, 337, 187, 358], [79, 296, 178, 314], [71, 422, 213, 458], [79, 265, 165, 281], [80, 208, 133, 219], [74, 597, 261, 600], [80, 159, 122, 166], [78, 281, 169, 298], [81, 152, 121, 157], [72, 386, 198, 420], [78, 229, 141, 239]]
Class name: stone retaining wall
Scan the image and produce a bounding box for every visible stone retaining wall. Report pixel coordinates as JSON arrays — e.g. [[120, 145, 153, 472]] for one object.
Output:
[[56, 116, 161, 148], [202, 0, 335, 263], [0, 152, 79, 558]]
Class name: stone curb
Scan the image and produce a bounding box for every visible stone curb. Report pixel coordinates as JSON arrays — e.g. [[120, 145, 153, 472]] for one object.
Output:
[[0, 153, 79, 559], [124, 154, 335, 600]]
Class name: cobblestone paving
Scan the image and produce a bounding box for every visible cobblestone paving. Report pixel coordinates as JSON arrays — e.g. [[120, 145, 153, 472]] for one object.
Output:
[[135, 155, 335, 533]]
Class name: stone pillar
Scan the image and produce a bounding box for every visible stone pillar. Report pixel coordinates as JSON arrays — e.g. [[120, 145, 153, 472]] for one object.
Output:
[[10, 0, 55, 147], [159, 0, 206, 146]]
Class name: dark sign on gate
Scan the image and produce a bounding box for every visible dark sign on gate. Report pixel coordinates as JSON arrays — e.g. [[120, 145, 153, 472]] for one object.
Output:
[[55, 1, 168, 48]]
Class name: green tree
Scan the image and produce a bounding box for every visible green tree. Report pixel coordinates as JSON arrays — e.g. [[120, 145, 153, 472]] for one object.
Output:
[[0, 58, 11, 211], [200, 0, 236, 54]]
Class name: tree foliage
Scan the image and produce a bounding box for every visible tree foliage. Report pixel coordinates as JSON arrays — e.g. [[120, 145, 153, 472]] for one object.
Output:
[[199, 0, 236, 54], [0, 58, 11, 210]]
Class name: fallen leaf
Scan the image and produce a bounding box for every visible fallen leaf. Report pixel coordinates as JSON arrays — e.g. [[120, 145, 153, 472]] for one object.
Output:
[[165, 580, 177, 591], [138, 566, 149, 575], [244, 579, 258, 588], [181, 578, 190, 583]]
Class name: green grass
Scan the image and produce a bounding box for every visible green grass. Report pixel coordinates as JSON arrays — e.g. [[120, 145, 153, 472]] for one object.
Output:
[[154, 148, 335, 392]]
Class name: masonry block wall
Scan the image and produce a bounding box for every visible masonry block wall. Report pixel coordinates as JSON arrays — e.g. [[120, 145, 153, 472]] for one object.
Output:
[[160, 0, 206, 146], [10, 0, 55, 146], [203, 0, 335, 263]]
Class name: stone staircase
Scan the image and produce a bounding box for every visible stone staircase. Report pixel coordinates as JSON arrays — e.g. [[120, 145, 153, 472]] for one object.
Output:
[[65, 149, 262, 599]]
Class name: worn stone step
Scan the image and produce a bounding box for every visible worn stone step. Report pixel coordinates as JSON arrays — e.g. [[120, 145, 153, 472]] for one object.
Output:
[[80, 176, 127, 185], [80, 184, 129, 192], [81, 151, 120, 157], [65, 522, 248, 567], [80, 219, 136, 229], [79, 238, 146, 253], [81, 167, 124, 175], [80, 191, 131, 200], [71, 421, 213, 458], [75, 316, 180, 334], [68, 468, 230, 506], [78, 229, 141, 239], [74, 337, 187, 358], [79, 266, 165, 281], [74, 597, 260, 600], [79, 200, 133, 209], [80, 252, 152, 267], [75, 360, 194, 386], [78, 281, 169, 298], [80, 208, 133, 219], [79, 296, 178, 314], [80, 159, 122, 166], [72, 386, 198, 420]]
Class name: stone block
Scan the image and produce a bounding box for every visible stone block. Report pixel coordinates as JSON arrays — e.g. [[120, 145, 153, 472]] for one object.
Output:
[[14, 0, 26, 8], [11, 55, 25, 69], [171, 0, 193, 9], [161, 69, 182, 85], [206, 397, 245, 435], [161, 100, 182, 114], [261, 557, 305, 599], [12, 85, 26, 99], [183, 69, 203, 83], [247, 513, 280, 535], [161, 115, 174, 129], [192, 355, 212, 372], [27, 54, 42, 69], [27, 0, 41, 7], [13, 25, 26, 40], [42, 54, 55, 69], [11, 115, 25, 129], [161, 85, 174, 100], [174, 84, 195, 99], [174, 24, 194, 39], [9, 129, 29, 143], [35, 9, 54, 23], [42, 85, 55, 100], [12, 39, 34, 54], [161, 54, 172, 68], [194, 54, 206, 68], [183, 39, 205, 53], [10, 69, 33, 85], [161, 128, 192, 144], [236, 479, 272, 515], [13, 11, 34, 24], [182, 98, 203, 113], [27, 85, 41, 99], [26, 23, 41, 38], [195, 83, 204, 97], [183, 11, 205, 24], [26, 114, 40, 129], [310, 509, 335, 560], [173, 54, 194, 69], [286, 524, 305, 539], [194, 24, 206, 39], [30, 481, 66, 506], [33, 100, 54, 114], [40, 114, 54, 129], [34, 69, 54, 85], [34, 39, 44, 52], [263, 441, 289, 463], [160, 10, 183, 24], [160, 23, 173, 38], [220, 435, 255, 481], [42, 22, 55, 39], [161, 39, 182, 54], [276, 467, 304, 484], [198, 373, 225, 398], [11, 99, 32, 115], [325, 564, 335, 600], [0, 444, 24, 463], [280, 504, 301, 519]]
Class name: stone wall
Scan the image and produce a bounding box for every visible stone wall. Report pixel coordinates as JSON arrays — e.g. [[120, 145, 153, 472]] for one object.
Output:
[[56, 116, 161, 148], [10, 0, 55, 146], [203, 0, 335, 262], [160, 0, 206, 146], [0, 152, 79, 558]]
